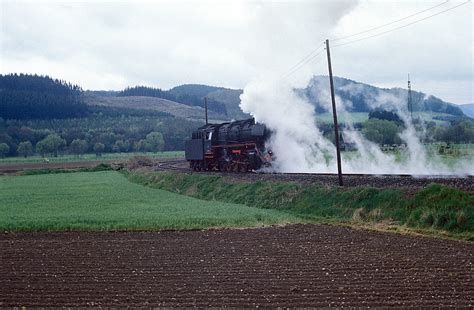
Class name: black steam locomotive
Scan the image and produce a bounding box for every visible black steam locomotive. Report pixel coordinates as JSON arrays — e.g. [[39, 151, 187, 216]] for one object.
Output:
[[185, 118, 272, 172]]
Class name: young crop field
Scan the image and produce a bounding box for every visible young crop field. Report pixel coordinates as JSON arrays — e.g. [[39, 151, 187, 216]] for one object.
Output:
[[0, 151, 184, 166], [127, 171, 474, 240], [0, 171, 296, 231]]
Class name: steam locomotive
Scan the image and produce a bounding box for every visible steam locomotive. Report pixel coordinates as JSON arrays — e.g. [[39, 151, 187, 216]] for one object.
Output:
[[185, 118, 272, 172]]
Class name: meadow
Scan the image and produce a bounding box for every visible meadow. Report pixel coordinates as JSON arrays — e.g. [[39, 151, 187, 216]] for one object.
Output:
[[128, 170, 474, 240], [0, 171, 296, 231]]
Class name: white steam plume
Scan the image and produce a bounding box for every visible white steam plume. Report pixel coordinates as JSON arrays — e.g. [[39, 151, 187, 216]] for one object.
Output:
[[240, 2, 473, 176]]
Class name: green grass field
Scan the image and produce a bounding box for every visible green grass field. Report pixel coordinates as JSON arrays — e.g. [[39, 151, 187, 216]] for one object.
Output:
[[0, 151, 184, 165], [127, 171, 474, 239], [0, 171, 296, 231]]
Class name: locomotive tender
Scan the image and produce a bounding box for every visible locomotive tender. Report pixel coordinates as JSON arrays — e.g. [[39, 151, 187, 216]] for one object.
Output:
[[185, 118, 272, 172]]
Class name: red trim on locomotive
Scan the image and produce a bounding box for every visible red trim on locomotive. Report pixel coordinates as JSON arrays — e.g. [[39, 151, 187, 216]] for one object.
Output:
[[189, 141, 271, 172]]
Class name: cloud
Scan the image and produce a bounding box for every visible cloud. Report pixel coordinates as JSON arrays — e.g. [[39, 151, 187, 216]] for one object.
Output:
[[0, 0, 472, 103]]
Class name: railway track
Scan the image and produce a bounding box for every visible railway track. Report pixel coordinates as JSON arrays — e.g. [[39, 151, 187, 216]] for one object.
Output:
[[153, 159, 474, 190]]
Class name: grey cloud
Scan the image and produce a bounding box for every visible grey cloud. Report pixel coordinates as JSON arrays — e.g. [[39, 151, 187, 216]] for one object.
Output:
[[0, 0, 472, 103]]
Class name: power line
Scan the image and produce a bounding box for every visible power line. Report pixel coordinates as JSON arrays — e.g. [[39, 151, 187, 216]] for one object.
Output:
[[277, 0, 469, 83], [281, 51, 326, 83], [331, 0, 450, 42], [281, 47, 326, 80], [333, 0, 471, 48], [280, 44, 325, 79]]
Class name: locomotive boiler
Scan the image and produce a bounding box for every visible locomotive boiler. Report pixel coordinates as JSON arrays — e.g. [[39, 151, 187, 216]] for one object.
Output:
[[185, 118, 272, 172]]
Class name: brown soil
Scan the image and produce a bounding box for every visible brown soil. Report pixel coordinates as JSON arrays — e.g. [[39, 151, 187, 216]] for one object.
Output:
[[1, 224, 472, 307]]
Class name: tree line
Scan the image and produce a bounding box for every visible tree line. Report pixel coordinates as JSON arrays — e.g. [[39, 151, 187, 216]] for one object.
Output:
[[319, 112, 474, 147], [0, 110, 201, 157]]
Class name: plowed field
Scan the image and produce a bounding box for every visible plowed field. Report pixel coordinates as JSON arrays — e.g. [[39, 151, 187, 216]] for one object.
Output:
[[1, 225, 472, 307]]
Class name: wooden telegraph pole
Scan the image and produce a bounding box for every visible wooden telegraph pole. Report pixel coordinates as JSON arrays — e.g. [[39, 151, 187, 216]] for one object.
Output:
[[325, 39, 343, 186], [408, 74, 413, 119], [204, 97, 208, 125]]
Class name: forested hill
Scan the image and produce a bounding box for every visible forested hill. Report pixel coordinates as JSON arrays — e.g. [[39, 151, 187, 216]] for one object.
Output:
[[304, 76, 465, 117], [116, 85, 238, 118], [1, 73, 466, 122], [0, 74, 87, 119], [114, 78, 466, 119]]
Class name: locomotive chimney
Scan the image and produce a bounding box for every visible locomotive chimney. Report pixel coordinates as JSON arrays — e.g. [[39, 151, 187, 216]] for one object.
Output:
[[204, 97, 208, 125]]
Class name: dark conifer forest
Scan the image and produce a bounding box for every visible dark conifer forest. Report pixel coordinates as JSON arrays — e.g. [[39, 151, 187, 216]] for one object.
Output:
[[0, 74, 88, 119]]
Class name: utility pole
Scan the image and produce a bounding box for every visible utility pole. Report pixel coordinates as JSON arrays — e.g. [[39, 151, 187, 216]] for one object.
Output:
[[325, 39, 343, 186], [408, 74, 413, 119], [204, 97, 208, 125]]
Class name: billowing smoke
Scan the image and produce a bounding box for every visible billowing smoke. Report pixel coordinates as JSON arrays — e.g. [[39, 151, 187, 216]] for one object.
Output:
[[241, 77, 335, 173], [240, 2, 473, 176], [242, 77, 474, 175]]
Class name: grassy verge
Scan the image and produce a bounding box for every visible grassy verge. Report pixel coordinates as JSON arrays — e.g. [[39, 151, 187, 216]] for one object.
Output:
[[126, 171, 474, 240], [0, 151, 184, 165], [0, 171, 297, 231]]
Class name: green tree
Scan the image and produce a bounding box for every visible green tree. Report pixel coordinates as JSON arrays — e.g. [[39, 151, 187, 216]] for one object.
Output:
[[441, 119, 474, 143], [112, 139, 126, 153], [17, 141, 33, 158], [36, 134, 66, 157], [135, 139, 146, 153], [145, 132, 165, 153], [0, 143, 10, 158], [362, 119, 402, 145], [93, 142, 105, 157], [69, 139, 88, 156]]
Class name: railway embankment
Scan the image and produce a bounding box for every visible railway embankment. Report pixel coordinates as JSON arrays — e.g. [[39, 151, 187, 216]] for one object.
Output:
[[126, 170, 474, 240]]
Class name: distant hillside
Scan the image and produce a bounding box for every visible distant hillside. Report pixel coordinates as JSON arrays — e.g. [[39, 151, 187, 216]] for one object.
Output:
[[459, 104, 474, 118], [111, 78, 465, 121], [167, 84, 222, 98], [304, 76, 465, 117], [206, 88, 250, 120], [84, 94, 228, 122], [116, 85, 229, 117], [3, 73, 465, 123], [0, 73, 87, 119]]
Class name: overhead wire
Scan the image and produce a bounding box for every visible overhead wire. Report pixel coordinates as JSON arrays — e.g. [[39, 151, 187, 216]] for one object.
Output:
[[278, 0, 470, 80], [280, 44, 325, 80], [282, 50, 327, 84], [280, 45, 326, 80], [331, 0, 450, 42], [333, 0, 471, 47]]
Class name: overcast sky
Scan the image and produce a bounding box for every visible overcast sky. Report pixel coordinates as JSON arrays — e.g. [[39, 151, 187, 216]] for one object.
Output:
[[1, 0, 472, 103]]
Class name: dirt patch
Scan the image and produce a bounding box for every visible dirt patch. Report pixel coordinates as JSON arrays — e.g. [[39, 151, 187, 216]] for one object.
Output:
[[1, 224, 472, 307]]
